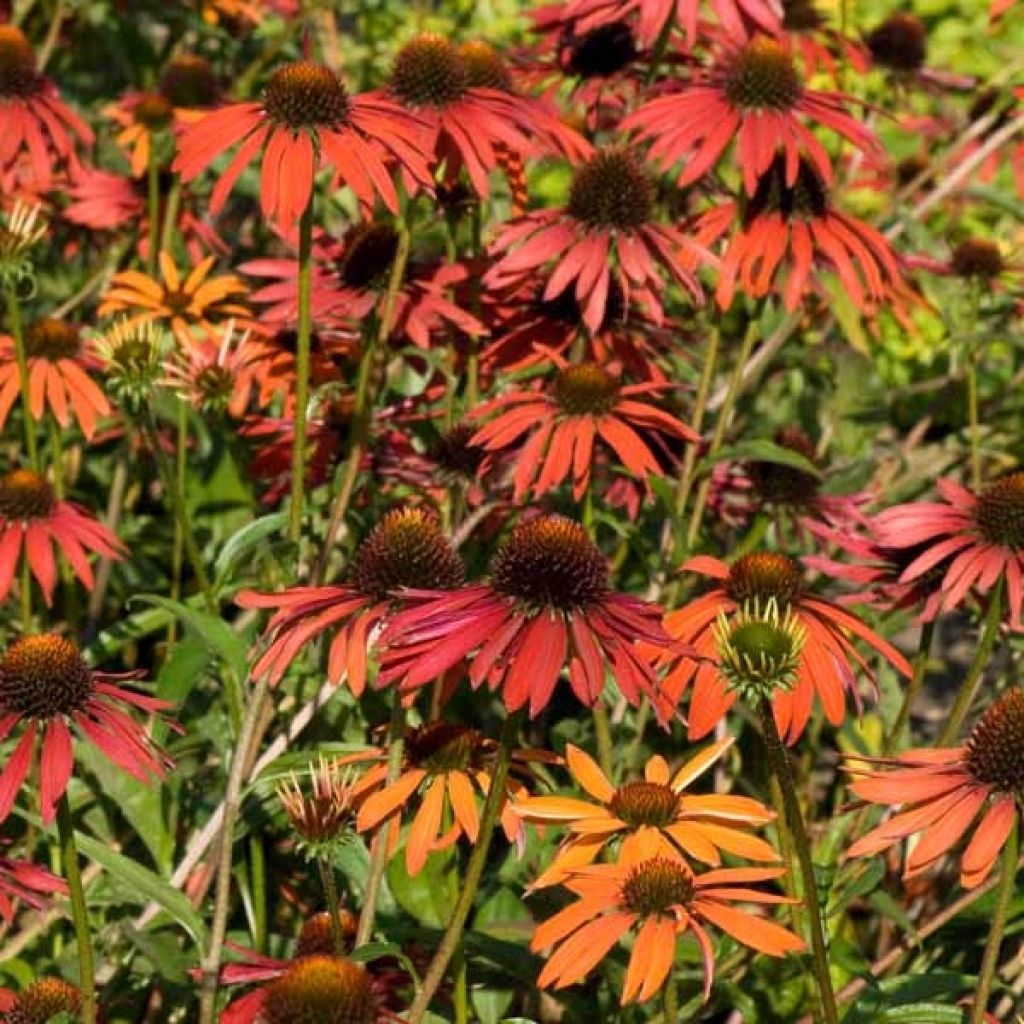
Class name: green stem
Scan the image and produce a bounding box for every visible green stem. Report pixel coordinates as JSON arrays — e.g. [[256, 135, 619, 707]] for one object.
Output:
[[969, 820, 1018, 1024], [19, 553, 31, 630], [288, 200, 315, 544], [55, 794, 96, 1024], [967, 357, 982, 493], [767, 774, 804, 934], [4, 279, 38, 470], [593, 703, 614, 783], [662, 972, 677, 1023], [319, 856, 345, 955], [168, 398, 188, 645], [147, 151, 161, 279], [405, 713, 522, 1024], [885, 620, 935, 753], [158, 177, 181, 257], [759, 700, 839, 1024], [937, 584, 1003, 747]]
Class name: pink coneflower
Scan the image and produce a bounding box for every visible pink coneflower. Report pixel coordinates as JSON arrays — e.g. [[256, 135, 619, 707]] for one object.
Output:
[[0, 634, 174, 823], [485, 147, 704, 334], [0, 844, 65, 923], [871, 473, 1024, 627], [163, 322, 259, 417]]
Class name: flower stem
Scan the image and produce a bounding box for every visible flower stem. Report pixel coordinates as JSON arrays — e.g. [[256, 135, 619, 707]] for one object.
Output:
[[759, 700, 839, 1024], [3, 279, 39, 470], [969, 819, 1018, 1024], [662, 972, 677, 1023], [593, 702, 614, 783], [288, 199, 315, 544], [885, 619, 935, 752], [967, 356, 982, 493], [405, 712, 522, 1024], [19, 555, 32, 630], [168, 397, 188, 645], [319, 856, 345, 955], [55, 794, 96, 1024], [147, 150, 161, 279], [937, 583, 1003, 747]]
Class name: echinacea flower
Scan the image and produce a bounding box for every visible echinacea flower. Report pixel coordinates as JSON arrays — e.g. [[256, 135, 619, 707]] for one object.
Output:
[[690, 155, 902, 312], [0, 979, 82, 1024], [93, 317, 172, 415], [0, 25, 93, 186], [0, 633, 174, 823], [846, 688, 1024, 889], [0, 846, 65, 923], [163, 321, 259, 417], [532, 840, 803, 1003], [173, 59, 433, 228], [780, 0, 870, 80], [0, 318, 110, 439], [912, 237, 1024, 296], [623, 34, 878, 195], [98, 251, 249, 347], [864, 13, 926, 75], [379, 514, 681, 716], [237, 507, 465, 694], [485, 147, 704, 333], [276, 756, 358, 856], [871, 473, 1024, 627], [470, 362, 699, 502], [0, 468, 125, 606], [342, 720, 543, 874], [515, 738, 777, 888], [661, 551, 912, 743]]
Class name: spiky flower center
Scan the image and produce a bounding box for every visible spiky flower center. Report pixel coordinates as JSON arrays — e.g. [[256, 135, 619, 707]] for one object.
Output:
[[194, 364, 234, 409], [747, 426, 820, 506], [951, 239, 1004, 280], [567, 148, 654, 231], [263, 955, 374, 1024], [965, 689, 1024, 792], [160, 54, 220, 109], [782, 0, 826, 31], [0, 26, 40, 99], [264, 62, 351, 129], [724, 38, 801, 111], [336, 223, 400, 290], [491, 516, 609, 610], [429, 423, 484, 478], [0, 634, 93, 718], [350, 507, 464, 601], [747, 156, 828, 222], [459, 41, 513, 91], [621, 857, 694, 916], [132, 91, 174, 129], [609, 781, 679, 827], [390, 35, 469, 108], [277, 758, 356, 847], [726, 552, 805, 605], [715, 599, 807, 698], [866, 14, 926, 72], [6, 979, 82, 1024], [563, 22, 638, 78], [0, 468, 55, 520], [975, 473, 1024, 550], [296, 910, 359, 957], [405, 721, 482, 774], [553, 364, 619, 416], [24, 318, 81, 361]]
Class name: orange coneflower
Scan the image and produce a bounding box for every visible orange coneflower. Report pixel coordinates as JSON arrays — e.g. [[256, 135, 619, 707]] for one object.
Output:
[[847, 689, 1024, 889], [163, 322, 259, 418], [532, 836, 803, 1004], [514, 738, 777, 888], [0, 319, 110, 439], [98, 250, 249, 347], [0, 980, 82, 1024]]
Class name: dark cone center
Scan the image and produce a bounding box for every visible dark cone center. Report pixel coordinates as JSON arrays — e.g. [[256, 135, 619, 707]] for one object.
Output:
[[390, 35, 469, 108], [782, 0, 827, 31], [296, 911, 359, 957], [567, 148, 655, 231], [866, 14, 927, 72], [608, 781, 679, 827], [553, 363, 619, 416], [405, 721, 482, 774], [563, 22, 638, 78], [459, 41, 513, 91], [724, 38, 802, 111], [747, 155, 829, 222], [264, 61, 351, 129], [132, 91, 174, 129], [263, 955, 375, 1024], [336, 223, 400, 290], [975, 473, 1024, 550], [726, 552, 804, 605], [159, 54, 220, 109], [24, 318, 81, 361], [0, 26, 40, 99], [429, 423, 484, 478], [0, 469, 56, 521], [951, 239, 1004, 280], [747, 425, 820, 506], [966, 689, 1024, 792], [8, 979, 82, 1024], [621, 857, 694, 916], [0, 634, 93, 719]]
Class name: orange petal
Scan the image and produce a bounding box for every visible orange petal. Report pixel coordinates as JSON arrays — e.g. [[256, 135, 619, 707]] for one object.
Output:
[[694, 899, 805, 956], [671, 736, 734, 792], [514, 795, 605, 823], [644, 755, 670, 785], [405, 775, 447, 876], [961, 796, 1016, 889], [566, 744, 614, 802], [356, 769, 426, 832]]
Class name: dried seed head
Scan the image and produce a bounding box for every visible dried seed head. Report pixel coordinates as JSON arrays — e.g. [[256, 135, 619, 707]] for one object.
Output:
[[965, 689, 1024, 792], [0, 634, 93, 719], [725, 37, 801, 111], [608, 781, 680, 828], [567, 148, 655, 231], [262, 955, 375, 1024], [621, 856, 694, 916], [390, 35, 469, 108], [975, 472, 1024, 550], [264, 62, 351, 129], [552, 363, 619, 416]]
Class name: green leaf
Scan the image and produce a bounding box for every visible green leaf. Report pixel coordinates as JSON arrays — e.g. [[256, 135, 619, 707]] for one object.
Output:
[[213, 513, 287, 588], [387, 845, 457, 929], [693, 439, 823, 480]]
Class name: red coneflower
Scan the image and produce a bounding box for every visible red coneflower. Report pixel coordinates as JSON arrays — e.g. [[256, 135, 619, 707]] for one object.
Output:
[[623, 34, 878, 195], [0, 634, 174, 823], [237, 507, 464, 694], [485, 147, 705, 334], [0, 469, 125, 606], [871, 473, 1024, 627], [379, 515, 681, 716], [470, 361, 699, 502], [0, 979, 82, 1024], [173, 60, 433, 228], [532, 837, 803, 1004], [0, 319, 110, 439], [780, 0, 870, 80], [0, 25, 93, 186], [661, 551, 912, 743], [0, 845, 65, 923], [846, 688, 1024, 889], [690, 155, 903, 312]]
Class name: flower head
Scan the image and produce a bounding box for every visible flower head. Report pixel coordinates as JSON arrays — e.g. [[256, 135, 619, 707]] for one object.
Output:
[[277, 756, 358, 858], [164, 321, 258, 417], [263, 956, 375, 1024], [865, 13, 927, 73], [0, 978, 82, 1024], [0, 201, 45, 287], [93, 317, 173, 414]]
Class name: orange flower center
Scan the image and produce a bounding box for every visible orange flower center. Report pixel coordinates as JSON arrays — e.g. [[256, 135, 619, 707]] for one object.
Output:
[[608, 781, 679, 827], [163, 287, 193, 315], [132, 91, 174, 129], [458, 41, 513, 92], [563, 22, 637, 79], [159, 53, 220, 109], [553, 363, 619, 416], [975, 472, 1024, 550], [782, 0, 826, 32], [0, 468, 56, 521], [951, 239, 1004, 281], [295, 910, 359, 957], [746, 155, 828, 222], [24, 318, 81, 361], [428, 422, 484, 479], [0, 634, 93, 719], [724, 38, 801, 112], [351, 507, 464, 602], [746, 425, 820, 506], [621, 857, 694, 916], [390, 35, 469, 108], [0, 26, 40, 99], [263, 955, 374, 1024], [8, 979, 82, 1024], [405, 721, 482, 774], [726, 552, 804, 606], [567, 148, 654, 230], [965, 689, 1024, 792], [866, 13, 926, 73], [264, 61, 351, 129], [490, 515, 609, 610], [336, 222, 400, 290]]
